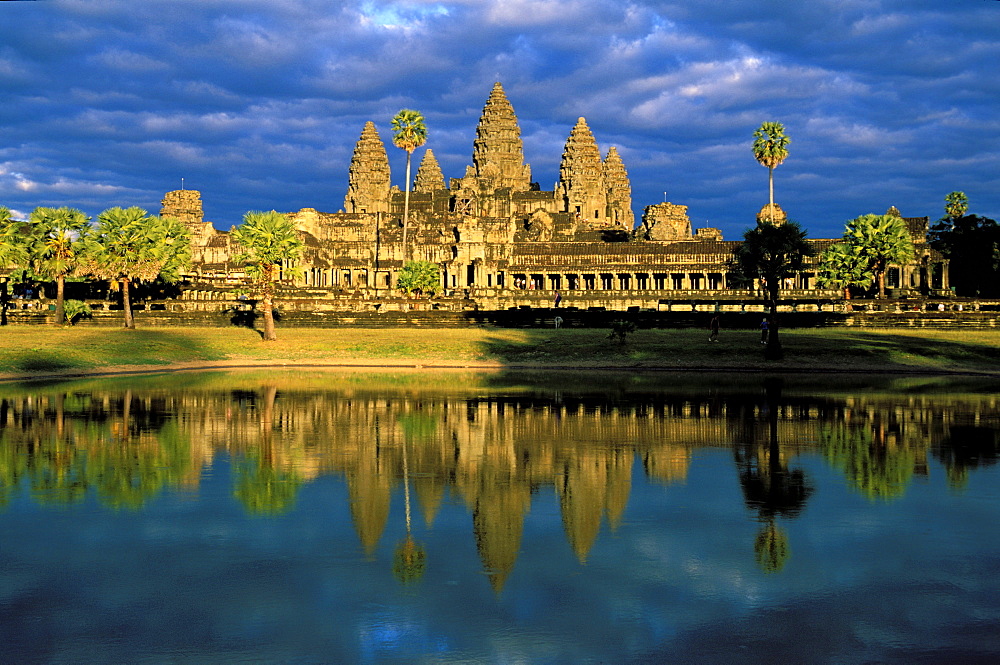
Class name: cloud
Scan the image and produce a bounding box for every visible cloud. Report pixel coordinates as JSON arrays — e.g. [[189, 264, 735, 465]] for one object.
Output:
[[0, 0, 997, 239]]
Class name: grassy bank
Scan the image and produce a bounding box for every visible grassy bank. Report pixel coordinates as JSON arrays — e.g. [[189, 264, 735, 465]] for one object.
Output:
[[1, 326, 999, 379]]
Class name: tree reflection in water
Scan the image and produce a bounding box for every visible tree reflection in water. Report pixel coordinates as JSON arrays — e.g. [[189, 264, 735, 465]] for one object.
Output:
[[0, 371, 998, 583], [736, 379, 813, 573]]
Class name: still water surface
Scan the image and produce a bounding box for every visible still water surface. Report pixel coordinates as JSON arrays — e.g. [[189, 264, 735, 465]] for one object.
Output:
[[1, 370, 999, 664]]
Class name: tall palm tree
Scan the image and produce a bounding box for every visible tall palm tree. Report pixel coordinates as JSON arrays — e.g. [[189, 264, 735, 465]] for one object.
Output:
[[733, 220, 813, 359], [752, 122, 790, 223], [231, 210, 303, 341], [28, 206, 91, 325], [842, 213, 915, 298], [816, 242, 873, 300], [391, 109, 428, 263], [83, 207, 191, 329]]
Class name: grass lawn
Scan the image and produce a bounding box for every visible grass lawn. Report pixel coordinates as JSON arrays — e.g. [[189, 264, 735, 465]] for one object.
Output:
[[1, 325, 999, 379]]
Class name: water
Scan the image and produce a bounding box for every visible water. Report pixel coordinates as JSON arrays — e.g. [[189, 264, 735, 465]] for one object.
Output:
[[1, 370, 999, 663]]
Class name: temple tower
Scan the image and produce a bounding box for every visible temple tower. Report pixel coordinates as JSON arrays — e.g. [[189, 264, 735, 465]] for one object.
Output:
[[602, 146, 634, 228], [559, 117, 607, 222], [756, 203, 787, 225], [160, 189, 213, 243], [343, 121, 391, 214], [414, 148, 446, 192], [471, 82, 531, 191]]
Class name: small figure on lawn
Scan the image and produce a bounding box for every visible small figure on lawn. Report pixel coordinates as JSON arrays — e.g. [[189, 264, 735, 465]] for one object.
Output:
[[709, 315, 720, 342]]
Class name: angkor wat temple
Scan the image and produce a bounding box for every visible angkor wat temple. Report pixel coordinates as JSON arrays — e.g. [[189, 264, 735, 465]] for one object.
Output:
[[164, 82, 949, 314]]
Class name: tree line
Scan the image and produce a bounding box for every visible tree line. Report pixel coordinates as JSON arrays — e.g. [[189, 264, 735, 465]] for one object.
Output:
[[0, 205, 309, 340]]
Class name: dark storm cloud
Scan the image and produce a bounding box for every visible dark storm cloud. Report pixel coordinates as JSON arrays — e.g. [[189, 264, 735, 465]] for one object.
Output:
[[0, 0, 997, 239]]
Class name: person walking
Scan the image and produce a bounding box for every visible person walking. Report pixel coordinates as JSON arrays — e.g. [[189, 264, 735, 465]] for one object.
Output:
[[709, 315, 720, 342], [760, 317, 770, 345]]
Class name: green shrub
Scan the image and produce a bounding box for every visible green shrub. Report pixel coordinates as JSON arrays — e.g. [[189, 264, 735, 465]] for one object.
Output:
[[64, 299, 92, 325]]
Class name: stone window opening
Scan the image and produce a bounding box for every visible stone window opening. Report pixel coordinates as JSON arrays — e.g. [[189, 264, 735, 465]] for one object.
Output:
[[600, 273, 614, 290], [653, 273, 666, 290], [583, 274, 596, 290], [618, 274, 631, 290], [670, 274, 684, 290]]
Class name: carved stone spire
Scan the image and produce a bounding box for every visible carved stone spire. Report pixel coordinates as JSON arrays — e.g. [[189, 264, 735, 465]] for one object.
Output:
[[413, 148, 445, 192], [559, 117, 606, 220], [602, 146, 634, 227], [471, 82, 531, 191], [343, 121, 391, 214]]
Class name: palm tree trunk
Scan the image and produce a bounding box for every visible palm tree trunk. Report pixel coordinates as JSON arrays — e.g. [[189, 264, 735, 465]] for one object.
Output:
[[262, 280, 277, 341], [55, 274, 66, 326], [122, 278, 135, 329], [764, 286, 784, 360], [877, 269, 886, 299], [0, 278, 8, 326], [768, 166, 775, 223], [402, 150, 413, 264], [262, 294, 276, 341]]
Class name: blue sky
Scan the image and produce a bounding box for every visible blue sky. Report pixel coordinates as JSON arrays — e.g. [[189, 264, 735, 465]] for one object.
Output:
[[1, 0, 998, 239]]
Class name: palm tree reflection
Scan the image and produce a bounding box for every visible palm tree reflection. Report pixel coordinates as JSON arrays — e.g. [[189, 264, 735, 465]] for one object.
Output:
[[736, 379, 813, 573]]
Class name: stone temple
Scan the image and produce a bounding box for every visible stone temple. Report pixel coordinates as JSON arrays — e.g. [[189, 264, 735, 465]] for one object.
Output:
[[162, 82, 949, 313]]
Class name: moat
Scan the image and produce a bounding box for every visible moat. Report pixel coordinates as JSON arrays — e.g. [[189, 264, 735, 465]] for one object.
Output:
[[2, 370, 999, 663]]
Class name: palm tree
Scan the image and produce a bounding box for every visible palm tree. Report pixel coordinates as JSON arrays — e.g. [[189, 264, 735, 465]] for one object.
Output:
[[842, 213, 915, 298], [945, 191, 969, 220], [752, 122, 791, 223], [27, 206, 91, 325], [733, 220, 813, 359], [231, 210, 303, 341], [391, 109, 428, 263], [396, 260, 440, 297], [0, 206, 28, 326], [83, 207, 191, 329], [816, 242, 873, 300]]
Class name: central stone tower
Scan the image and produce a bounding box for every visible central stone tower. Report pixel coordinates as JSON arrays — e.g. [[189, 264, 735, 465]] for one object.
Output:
[[470, 82, 532, 192]]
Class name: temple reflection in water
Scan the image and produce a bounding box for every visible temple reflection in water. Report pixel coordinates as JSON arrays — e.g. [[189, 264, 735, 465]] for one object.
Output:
[[1, 371, 998, 587]]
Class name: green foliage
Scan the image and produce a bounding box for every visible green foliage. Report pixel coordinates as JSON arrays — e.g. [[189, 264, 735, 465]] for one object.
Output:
[[28, 206, 91, 278], [82, 207, 191, 329], [390, 109, 428, 153], [841, 213, 915, 298], [392, 536, 427, 585], [944, 191, 969, 220], [929, 195, 1000, 296], [231, 211, 303, 340], [397, 260, 440, 296], [754, 523, 790, 574], [816, 242, 873, 298], [397, 411, 438, 440], [232, 457, 302, 516], [0, 206, 29, 276], [26, 206, 92, 325], [820, 424, 915, 500], [231, 211, 304, 287], [608, 319, 637, 344], [732, 220, 813, 304], [85, 207, 191, 283], [63, 299, 92, 324], [752, 121, 790, 170]]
